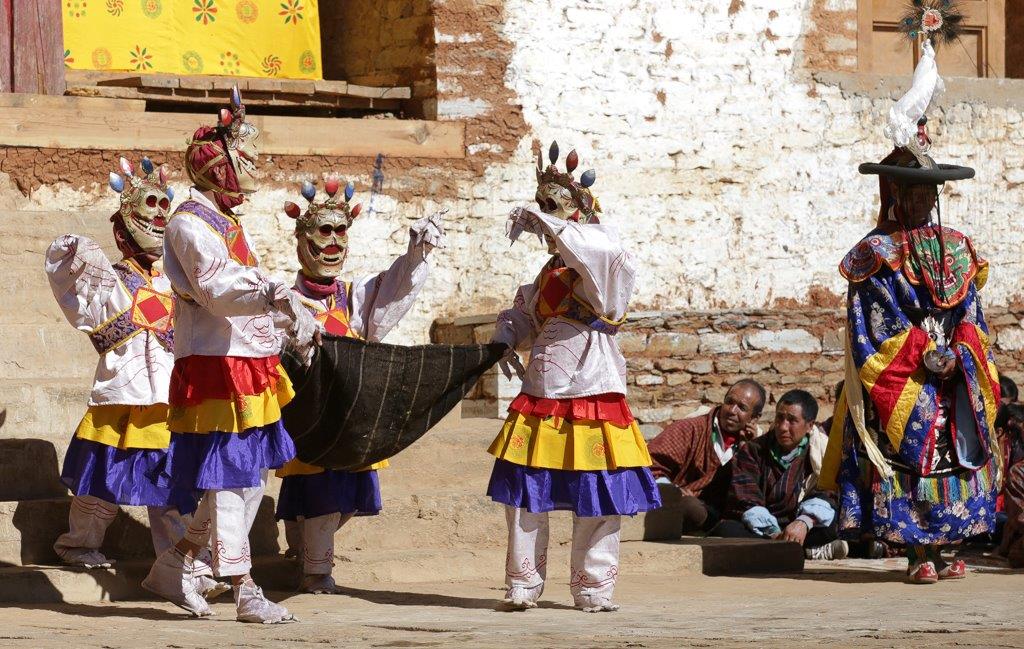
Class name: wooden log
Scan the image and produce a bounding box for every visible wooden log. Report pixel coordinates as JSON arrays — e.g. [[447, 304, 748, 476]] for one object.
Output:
[[0, 106, 466, 158]]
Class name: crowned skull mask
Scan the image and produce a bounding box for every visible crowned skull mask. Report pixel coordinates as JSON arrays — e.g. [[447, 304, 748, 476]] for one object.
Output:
[[108, 156, 174, 256], [286, 178, 362, 280], [535, 141, 599, 224], [221, 86, 260, 194]]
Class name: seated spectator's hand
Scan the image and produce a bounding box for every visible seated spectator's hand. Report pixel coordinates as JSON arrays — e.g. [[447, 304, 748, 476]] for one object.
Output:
[[678, 487, 696, 498], [739, 421, 759, 441], [781, 520, 809, 545]]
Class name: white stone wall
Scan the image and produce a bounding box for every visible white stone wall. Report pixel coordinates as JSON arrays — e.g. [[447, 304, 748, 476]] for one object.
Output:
[[16, 0, 1024, 346]]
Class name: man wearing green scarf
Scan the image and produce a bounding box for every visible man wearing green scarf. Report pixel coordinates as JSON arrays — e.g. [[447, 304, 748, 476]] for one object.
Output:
[[710, 390, 847, 561]]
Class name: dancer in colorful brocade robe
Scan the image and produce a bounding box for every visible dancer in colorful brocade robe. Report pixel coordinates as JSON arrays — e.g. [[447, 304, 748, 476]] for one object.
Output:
[[486, 143, 661, 612], [820, 38, 1000, 584], [273, 178, 446, 594], [142, 88, 319, 622], [45, 157, 211, 574]]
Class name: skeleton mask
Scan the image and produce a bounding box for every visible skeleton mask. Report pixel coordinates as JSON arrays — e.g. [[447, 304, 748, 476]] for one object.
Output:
[[221, 87, 260, 194], [108, 156, 174, 255], [535, 141, 598, 224], [285, 178, 362, 280]]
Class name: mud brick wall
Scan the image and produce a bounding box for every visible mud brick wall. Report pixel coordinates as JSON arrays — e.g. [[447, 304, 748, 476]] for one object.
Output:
[[433, 306, 1024, 432]]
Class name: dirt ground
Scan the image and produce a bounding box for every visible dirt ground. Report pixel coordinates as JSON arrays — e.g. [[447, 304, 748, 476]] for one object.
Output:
[[2, 561, 1023, 648]]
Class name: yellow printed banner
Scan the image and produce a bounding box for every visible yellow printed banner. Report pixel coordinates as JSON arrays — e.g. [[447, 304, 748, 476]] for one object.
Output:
[[62, 0, 322, 80]]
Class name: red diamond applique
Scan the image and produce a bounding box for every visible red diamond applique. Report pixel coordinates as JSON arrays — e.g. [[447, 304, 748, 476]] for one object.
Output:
[[317, 310, 350, 337], [225, 226, 257, 267], [131, 287, 174, 332], [537, 267, 575, 319]]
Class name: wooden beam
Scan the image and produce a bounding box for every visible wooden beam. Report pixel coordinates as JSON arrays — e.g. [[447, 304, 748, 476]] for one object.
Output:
[[0, 92, 145, 112], [65, 84, 403, 111], [0, 106, 465, 158]]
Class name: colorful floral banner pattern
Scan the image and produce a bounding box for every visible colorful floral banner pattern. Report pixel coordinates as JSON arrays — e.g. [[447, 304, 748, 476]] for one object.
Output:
[[63, 0, 322, 80]]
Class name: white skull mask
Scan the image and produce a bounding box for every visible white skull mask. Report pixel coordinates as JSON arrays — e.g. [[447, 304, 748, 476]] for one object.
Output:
[[535, 182, 578, 221], [227, 121, 260, 194], [285, 179, 362, 280], [109, 157, 173, 256], [534, 141, 598, 225]]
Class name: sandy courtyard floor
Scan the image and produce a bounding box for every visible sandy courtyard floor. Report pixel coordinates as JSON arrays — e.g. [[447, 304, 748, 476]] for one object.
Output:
[[1, 562, 1022, 648]]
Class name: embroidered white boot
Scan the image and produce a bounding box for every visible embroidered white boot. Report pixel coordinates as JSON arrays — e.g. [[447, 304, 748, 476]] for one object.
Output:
[[234, 578, 295, 624], [141, 548, 213, 617]]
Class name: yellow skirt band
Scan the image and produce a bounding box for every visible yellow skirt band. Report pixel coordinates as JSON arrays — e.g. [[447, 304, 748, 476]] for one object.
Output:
[[167, 374, 296, 435], [276, 457, 390, 478], [488, 411, 653, 471], [74, 403, 171, 450]]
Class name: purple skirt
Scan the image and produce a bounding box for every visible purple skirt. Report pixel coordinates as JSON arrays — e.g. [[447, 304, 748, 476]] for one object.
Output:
[[275, 469, 382, 520], [487, 459, 662, 517], [157, 420, 296, 491], [62, 436, 197, 513]]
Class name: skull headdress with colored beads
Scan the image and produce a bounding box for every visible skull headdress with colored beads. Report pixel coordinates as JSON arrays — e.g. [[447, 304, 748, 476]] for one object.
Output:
[[108, 156, 173, 255], [535, 141, 600, 224], [285, 178, 362, 280]]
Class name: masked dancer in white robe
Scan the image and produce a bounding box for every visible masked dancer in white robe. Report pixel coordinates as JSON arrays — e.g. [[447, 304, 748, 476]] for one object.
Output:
[[487, 143, 661, 612], [273, 178, 446, 593], [44, 158, 231, 595], [141, 88, 319, 623]]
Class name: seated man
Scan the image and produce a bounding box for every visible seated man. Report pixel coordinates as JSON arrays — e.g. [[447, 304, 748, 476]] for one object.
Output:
[[710, 389, 847, 560], [647, 379, 766, 534]]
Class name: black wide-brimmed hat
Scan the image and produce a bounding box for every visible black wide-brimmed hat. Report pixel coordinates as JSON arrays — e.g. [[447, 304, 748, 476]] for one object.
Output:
[[859, 147, 974, 184]]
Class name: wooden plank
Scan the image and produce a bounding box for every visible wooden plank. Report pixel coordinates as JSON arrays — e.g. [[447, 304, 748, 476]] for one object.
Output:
[[0, 0, 11, 93], [0, 92, 144, 112], [139, 74, 180, 89], [313, 79, 350, 96], [987, 0, 1006, 77], [65, 84, 401, 111], [12, 0, 64, 95], [347, 83, 413, 100], [0, 106, 466, 159], [178, 76, 214, 91]]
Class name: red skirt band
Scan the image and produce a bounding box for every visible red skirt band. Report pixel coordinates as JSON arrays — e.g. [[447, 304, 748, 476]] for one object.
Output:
[[170, 355, 284, 406], [507, 393, 634, 428]]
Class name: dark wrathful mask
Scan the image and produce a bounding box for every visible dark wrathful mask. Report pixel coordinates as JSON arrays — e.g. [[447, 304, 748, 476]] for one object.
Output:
[[108, 156, 174, 256], [285, 178, 362, 280]]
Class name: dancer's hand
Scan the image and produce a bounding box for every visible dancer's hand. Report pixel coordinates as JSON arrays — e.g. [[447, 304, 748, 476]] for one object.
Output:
[[505, 206, 545, 245], [497, 346, 526, 381], [410, 208, 448, 258]]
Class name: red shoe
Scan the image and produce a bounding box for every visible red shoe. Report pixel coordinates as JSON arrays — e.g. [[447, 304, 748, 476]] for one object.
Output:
[[937, 559, 967, 580], [906, 561, 939, 584]]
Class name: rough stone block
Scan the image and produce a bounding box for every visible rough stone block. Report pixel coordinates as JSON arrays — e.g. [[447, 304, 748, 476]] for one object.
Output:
[[997, 326, 1024, 351], [618, 332, 649, 354], [634, 407, 674, 423], [744, 329, 822, 353], [666, 372, 692, 386], [686, 360, 714, 375], [636, 374, 665, 386], [698, 332, 740, 354], [645, 332, 699, 357]]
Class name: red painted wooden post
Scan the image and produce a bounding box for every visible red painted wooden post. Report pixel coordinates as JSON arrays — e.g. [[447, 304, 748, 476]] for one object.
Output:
[[0, 0, 12, 92], [12, 0, 64, 95]]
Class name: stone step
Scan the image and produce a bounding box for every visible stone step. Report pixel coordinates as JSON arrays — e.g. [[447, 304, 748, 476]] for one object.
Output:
[[0, 538, 803, 603], [0, 496, 283, 567]]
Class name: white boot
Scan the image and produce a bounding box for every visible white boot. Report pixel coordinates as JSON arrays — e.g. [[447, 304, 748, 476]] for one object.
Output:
[[58, 548, 113, 569], [191, 548, 231, 600], [503, 584, 542, 610], [234, 578, 295, 624], [141, 548, 213, 617]]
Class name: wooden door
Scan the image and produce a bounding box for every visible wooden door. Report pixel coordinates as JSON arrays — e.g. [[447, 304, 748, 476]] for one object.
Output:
[[0, 0, 64, 95], [858, 0, 1006, 77]]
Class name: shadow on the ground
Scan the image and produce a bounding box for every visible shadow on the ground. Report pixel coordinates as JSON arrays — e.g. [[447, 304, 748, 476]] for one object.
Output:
[[0, 600, 187, 620], [727, 567, 910, 584], [328, 585, 575, 611]]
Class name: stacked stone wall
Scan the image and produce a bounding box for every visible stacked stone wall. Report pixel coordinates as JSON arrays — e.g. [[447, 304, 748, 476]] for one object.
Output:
[[433, 306, 1024, 432]]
